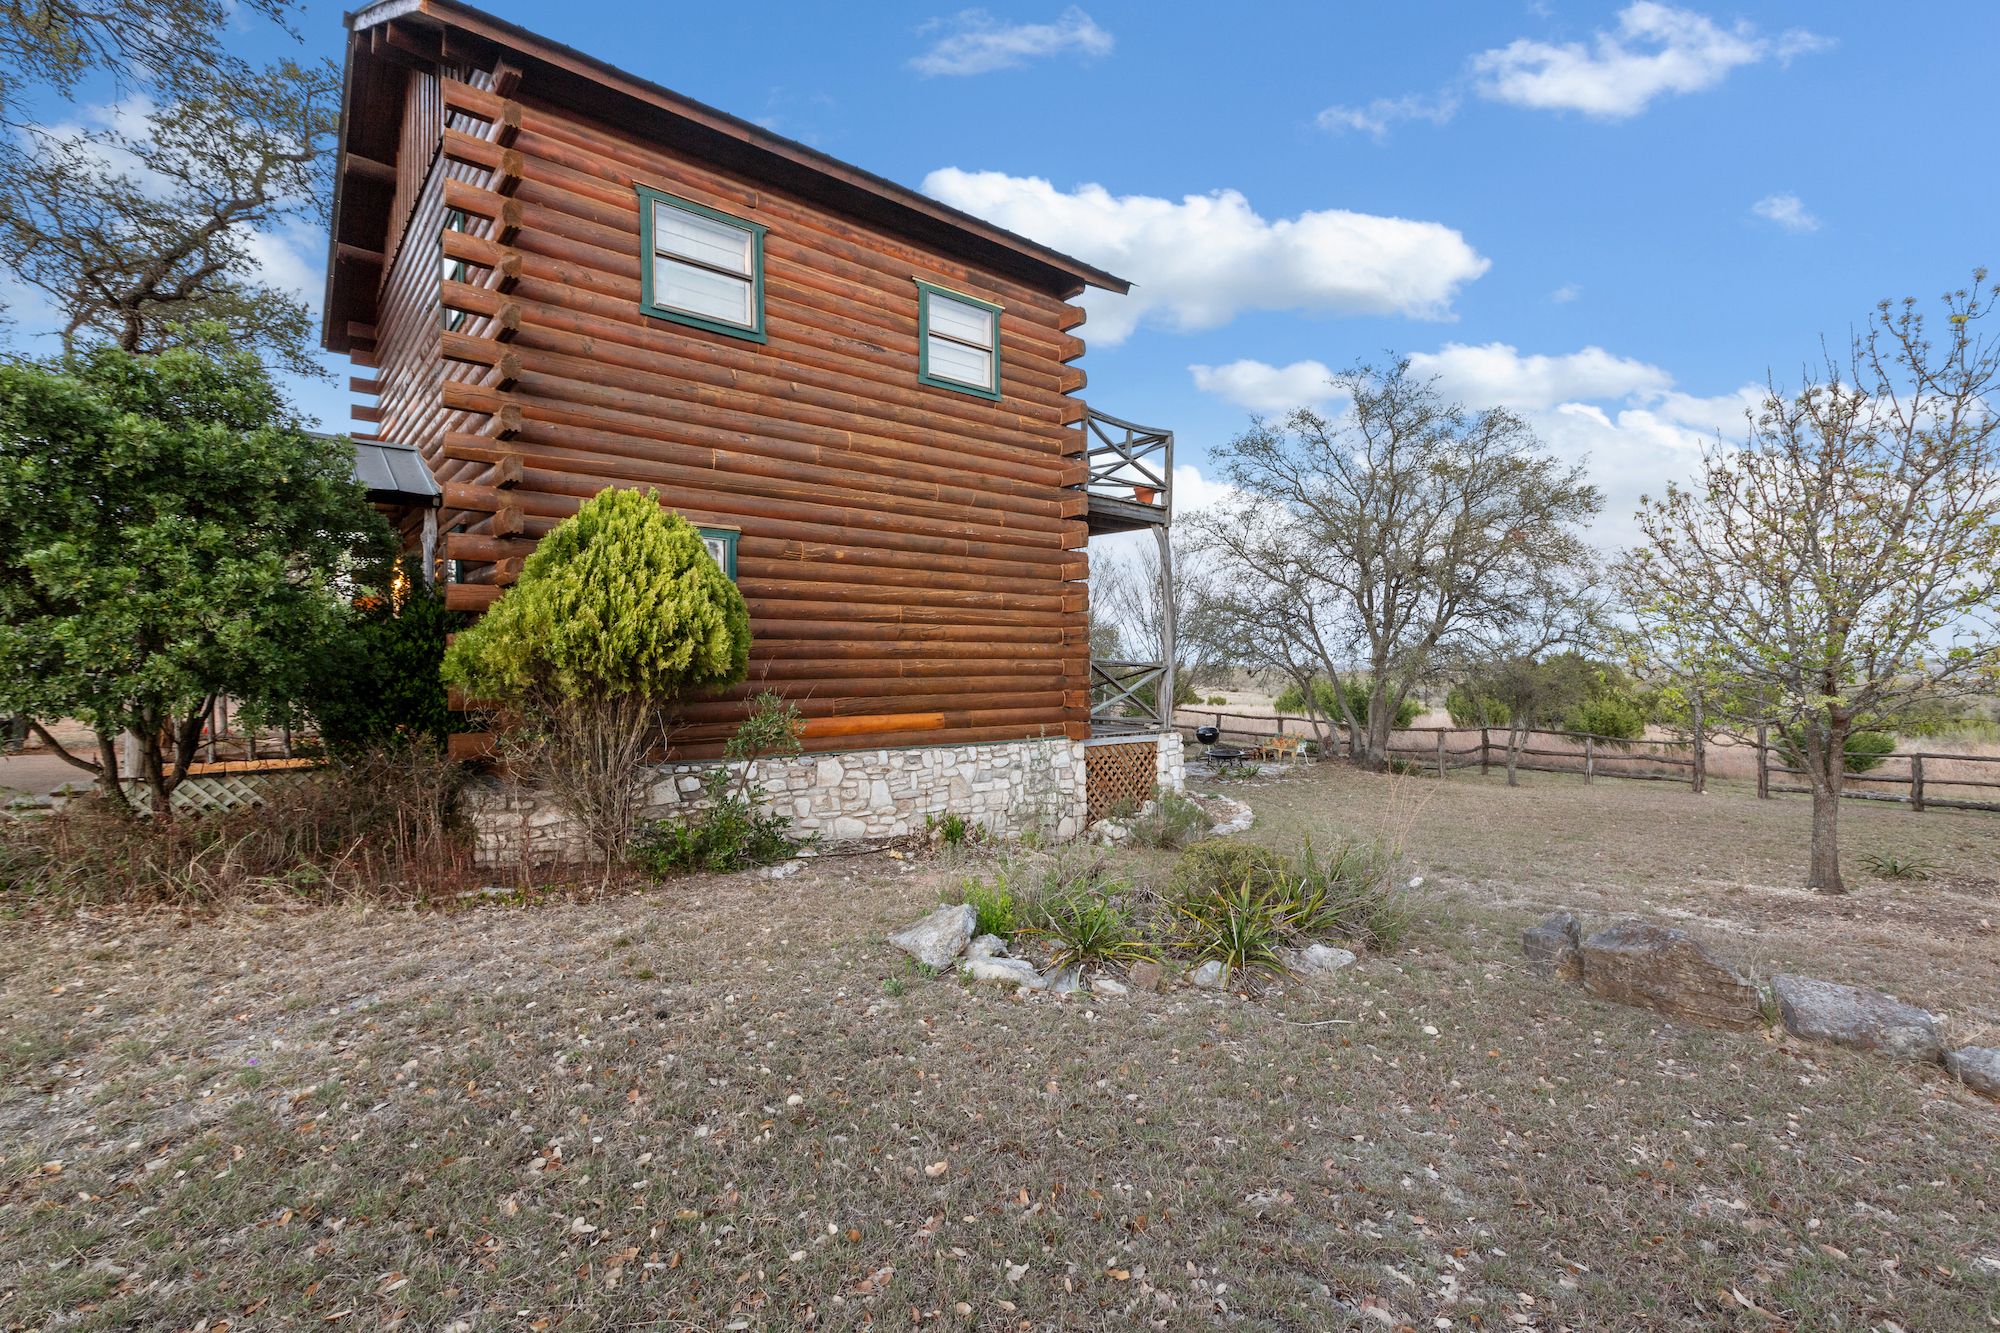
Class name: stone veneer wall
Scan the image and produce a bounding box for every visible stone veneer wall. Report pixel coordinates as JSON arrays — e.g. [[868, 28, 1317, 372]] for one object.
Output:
[[1154, 732, 1186, 795], [464, 735, 1093, 867]]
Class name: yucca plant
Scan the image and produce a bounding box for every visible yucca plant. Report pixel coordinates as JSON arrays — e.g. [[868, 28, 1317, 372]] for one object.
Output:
[[1026, 886, 1157, 972], [1859, 851, 1937, 882], [1173, 877, 1290, 984]]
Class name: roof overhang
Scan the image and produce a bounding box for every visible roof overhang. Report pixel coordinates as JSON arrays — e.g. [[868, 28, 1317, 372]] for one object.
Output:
[[322, 0, 1131, 354], [347, 437, 443, 508]]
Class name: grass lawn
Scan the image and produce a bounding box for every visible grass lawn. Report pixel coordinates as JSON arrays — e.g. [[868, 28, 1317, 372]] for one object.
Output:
[[2, 766, 1997, 1330]]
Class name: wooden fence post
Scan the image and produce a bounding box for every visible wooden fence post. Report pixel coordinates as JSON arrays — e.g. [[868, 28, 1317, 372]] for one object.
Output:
[[1755, 725, 1769, 799], [1435, 730, 1447, 780], [1479, 727, 1490, 777], [1911, 753, 1926, 814], [1583, 735, 1595, 784]]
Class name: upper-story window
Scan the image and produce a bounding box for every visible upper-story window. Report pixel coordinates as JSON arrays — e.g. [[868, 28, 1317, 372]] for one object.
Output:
[[916, 280, 1001, 401], [636, 184, 766, 343]]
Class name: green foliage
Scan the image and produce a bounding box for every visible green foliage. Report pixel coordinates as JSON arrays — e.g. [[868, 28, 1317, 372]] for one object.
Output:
[[1776, 729, 1898, 775], [306, 583, 464, 754], [632, 693, 806, 876], [1858, 851, 1936, 882], [1445, 685, 1510, 727], [1565, 692, 1647, 741], [1172, 878, 1290, 982], [957, 873, 1020, 939], [1123, 790, 1213, 850], [1028, 884, 1157, 973], [1213, 760, 1263, 780], [0, 335, 394, 808], [1206, 695, 1228, 706], [1168, 839, 1285, 906], [444, 488, 749, 706], [1281, 838, 1416, 952], [1273, 677, 1421, 729]]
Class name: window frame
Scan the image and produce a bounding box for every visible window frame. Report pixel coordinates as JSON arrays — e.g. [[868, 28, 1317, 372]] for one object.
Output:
[[636, 184, 767, 344], [441, 207, 471, 333], [915, 279, 1002, 401], [697, 525, 740, 580]]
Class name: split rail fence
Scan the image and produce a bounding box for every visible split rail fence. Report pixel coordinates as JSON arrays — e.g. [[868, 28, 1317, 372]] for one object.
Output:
[[1173, 708, 2000, 817]]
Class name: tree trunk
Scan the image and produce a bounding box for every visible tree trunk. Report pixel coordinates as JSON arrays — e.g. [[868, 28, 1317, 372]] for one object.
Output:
[[1505, 723, 1525, 787], [1805, 724, 1847, 894], [94, 729, 135, 818]]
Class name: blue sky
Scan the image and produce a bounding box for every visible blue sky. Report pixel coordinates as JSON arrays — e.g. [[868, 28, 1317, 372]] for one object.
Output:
[[26, 2, 2000, 549]]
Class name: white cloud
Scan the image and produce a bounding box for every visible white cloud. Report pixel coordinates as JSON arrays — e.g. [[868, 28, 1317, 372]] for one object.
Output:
[[1470, 2, 1829, 119], [1316, 92, 1459, 141], [1188, 359, 1341, 414], [922, 169, 1491, 344], [1550, 282, 1581, 304], [1407, 342, 1673, 411], [910, 7, 1112, 76], [1188, 345, 1765, 550], [1751, 192, 1819, 233]]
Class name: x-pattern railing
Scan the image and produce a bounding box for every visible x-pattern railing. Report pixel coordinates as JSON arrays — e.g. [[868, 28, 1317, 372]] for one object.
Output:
[[1083, 409, 1173, 508], [1090, 658, 1168, 730]]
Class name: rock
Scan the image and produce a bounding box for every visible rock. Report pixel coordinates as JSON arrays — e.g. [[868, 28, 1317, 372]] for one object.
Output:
[[1944, 1046, 2000, 1098], [887, 903, 976, 969], [1579, 921, 1762, 1031], [1088, 818, 1132, 847], [1204, 795, 1254, 837], [965, 934, 1007, 960], [1521, 911, 1584, 981], [1771, 974, 1944, 1061], [1285, 943, 1357, 978], [960, 955, 1044, 990], [1187, 960, 1228, 990], [1045, 966, 1082, 994], [1126, 960, 1166, 993], [1090, 976, 1129, 997]]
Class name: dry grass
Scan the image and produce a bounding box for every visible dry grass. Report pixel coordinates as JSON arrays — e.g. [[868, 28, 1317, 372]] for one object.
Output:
[[1, 770, 1996, 1330]]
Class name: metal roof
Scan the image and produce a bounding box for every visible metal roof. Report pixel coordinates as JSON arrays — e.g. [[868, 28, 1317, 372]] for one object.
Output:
[[348, 439, 442, 508]]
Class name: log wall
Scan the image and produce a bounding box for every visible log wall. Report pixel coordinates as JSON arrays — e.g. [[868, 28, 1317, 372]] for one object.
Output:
[[353, 59, 1092, 757]]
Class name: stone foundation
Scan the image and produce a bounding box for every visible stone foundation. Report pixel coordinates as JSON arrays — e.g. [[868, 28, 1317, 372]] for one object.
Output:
[[1155, 731, 1185, 794], [465, 735, 1095, 867]]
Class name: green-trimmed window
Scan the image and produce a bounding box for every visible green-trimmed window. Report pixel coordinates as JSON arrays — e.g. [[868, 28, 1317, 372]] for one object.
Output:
[[698, 526, 739, 579], [916, 280, 1001, 400], [637, 185, 766, 342]]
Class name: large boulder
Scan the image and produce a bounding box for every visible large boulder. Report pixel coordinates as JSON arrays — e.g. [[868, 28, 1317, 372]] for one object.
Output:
[[1580, 921, 1763, 1031], [887, 903, 977, 969], [1945, 1047, 2000, 1098], [1521, 911, 1584, 981], [1770, 974, 1944, 1061]]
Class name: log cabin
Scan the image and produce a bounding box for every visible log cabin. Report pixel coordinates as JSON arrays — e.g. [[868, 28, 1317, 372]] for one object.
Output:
[[322, 0, 1180, 856]]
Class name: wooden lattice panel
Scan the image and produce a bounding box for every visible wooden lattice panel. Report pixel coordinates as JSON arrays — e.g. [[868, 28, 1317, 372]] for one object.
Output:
[[1085, 740, 1158, 824]]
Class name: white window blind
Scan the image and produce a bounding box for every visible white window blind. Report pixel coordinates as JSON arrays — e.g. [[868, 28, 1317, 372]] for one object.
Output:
[[922, 288, 998, 393], [646, 193, 758, 332]]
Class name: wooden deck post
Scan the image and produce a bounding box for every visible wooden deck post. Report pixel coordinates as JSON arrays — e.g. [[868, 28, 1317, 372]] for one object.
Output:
[[1755, 725, 1769, 799], [1911, 753, 1926, 813]]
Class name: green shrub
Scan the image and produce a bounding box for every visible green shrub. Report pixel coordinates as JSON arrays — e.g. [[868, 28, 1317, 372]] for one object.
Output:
[[308, 583, 465, 753], [1028, 886, 1156, 972], [1273, 678, 1421, 728], [1207, 694, 1228, 706], [1445, 685, 1510, 728], [1777, 729, 1898, 775], [1214, 760, 1262, 780], [1172, 878, 1290, 982], [957, 871, 1020, 938], [632, 693, 806, 875], [1565, 692, 1646, 740], [1124, 790, 1212, 850], [1281, 838, 1418, 951], [1167, 839, 1285, 907]]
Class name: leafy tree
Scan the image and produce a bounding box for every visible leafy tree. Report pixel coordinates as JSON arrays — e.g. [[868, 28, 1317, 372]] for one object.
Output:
[[442, 488, 751, 871], [0, 0, 335, 373], [1620, 274, 2000, 893], [305, 583, 464, 755], [1273, 677, 1420, 730], [0, 334, 394, 814], [1192, 361, 1601, 769]]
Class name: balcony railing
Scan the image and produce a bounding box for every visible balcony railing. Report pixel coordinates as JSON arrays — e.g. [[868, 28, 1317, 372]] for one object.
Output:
[[1090, 658, 1170, 733], [1081, 409, 1172, 529]]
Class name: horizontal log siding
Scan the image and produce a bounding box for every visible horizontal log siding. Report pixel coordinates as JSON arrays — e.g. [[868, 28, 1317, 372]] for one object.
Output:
[[421, 77, 1089, 752]]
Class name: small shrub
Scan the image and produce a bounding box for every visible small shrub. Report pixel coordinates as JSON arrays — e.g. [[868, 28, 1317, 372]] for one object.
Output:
[[1775, 729, 1899, 775], [1172, 878, 1290, 982], [1274, 678, 1421, 728], [1124, 790, 1212, 850], [1167, 839, 1285, 907], [932, 812, 974, 847], [1858, 851, 1936, 881], [632, 693, 806, 876], [1028, 886, 1156, 972], [957, 871, 1020, 939], [1445, 685, 1510, 728], [1213, 761, 1262, 781], [1206, 694, 1228, 706], [1565, 693, 1646, 741]]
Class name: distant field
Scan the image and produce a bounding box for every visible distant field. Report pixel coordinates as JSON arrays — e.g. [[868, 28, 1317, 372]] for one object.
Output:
[[2, 766, 1996, 1329]]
